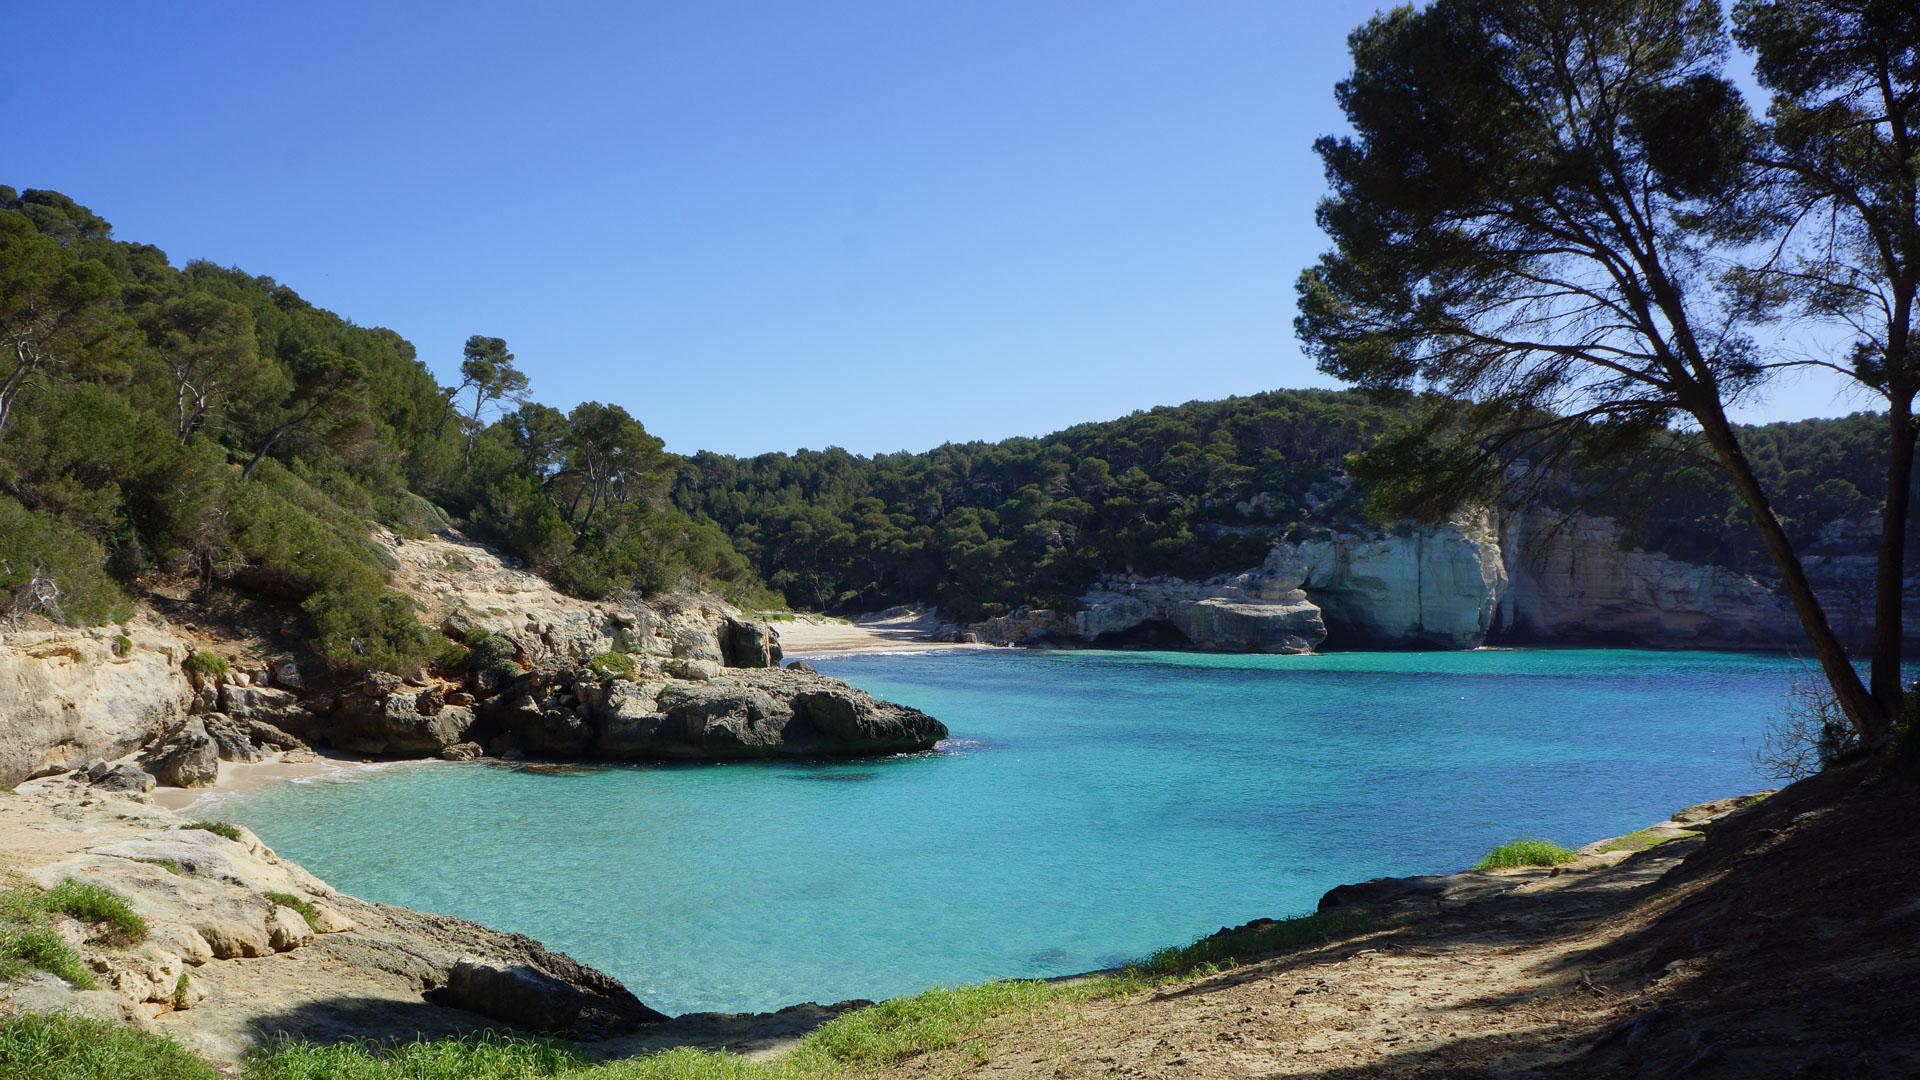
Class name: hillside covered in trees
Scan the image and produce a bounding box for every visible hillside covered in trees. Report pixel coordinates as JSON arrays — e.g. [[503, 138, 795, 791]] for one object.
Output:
[[0, 187, 763, 674], [6, 185, 1912, 641], [674, 397, 1920, 621]]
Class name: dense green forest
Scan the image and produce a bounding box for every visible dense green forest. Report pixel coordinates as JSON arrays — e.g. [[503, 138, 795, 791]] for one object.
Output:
[[4, 186, 1910, 645], [0, 187, 762, 673], [673, 395, 1916, 620]]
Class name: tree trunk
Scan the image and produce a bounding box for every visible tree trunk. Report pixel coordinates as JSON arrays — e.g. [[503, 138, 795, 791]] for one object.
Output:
[[1698, 409, 1886, 739], [1872, 394, 1916, 724]]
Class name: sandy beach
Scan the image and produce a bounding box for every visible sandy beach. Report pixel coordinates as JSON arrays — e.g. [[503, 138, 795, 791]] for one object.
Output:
[[143, 751, 442, 813], [772, 610, 993, 657]]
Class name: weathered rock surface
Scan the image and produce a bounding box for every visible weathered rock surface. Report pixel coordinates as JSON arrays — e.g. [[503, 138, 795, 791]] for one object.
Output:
[[970, 545, 1327, 653], [1296, 509, 1508, 648], [1495, 511, 1799, 648], [484, 662, 947, 760], [138, 719, 221, 788], [0, 786, 663, 1064], [0, 624, 192, 788]]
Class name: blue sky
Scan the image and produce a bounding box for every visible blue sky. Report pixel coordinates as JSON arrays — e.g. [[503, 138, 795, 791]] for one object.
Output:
[[11, 2, 1868, 456]]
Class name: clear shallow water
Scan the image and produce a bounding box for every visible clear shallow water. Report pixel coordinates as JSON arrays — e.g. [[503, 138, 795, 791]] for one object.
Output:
[[219, 647, 1797, 1015]]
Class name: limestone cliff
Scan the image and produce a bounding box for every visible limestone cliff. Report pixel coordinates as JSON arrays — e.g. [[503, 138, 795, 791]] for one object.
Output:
[[0, 624, 193, 788], [1294, 510, 1507, 649], [967, 545, 1326, 653], [1494, 511, 1799, 648]]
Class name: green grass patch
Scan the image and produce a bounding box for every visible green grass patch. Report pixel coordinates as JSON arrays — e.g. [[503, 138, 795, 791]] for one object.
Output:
[[0, 882, 95, 988], [185, 821, 244, 842], [245, 1031, 587, 1080], [112, 634, 132, 657], [46, 879, 147, 942], [0, 1014, 216, 1080], [1476, 838, 1579, 870], [133, 857, 181, 875], [586, 651, 636, 681], [264, 891, 319, 931]]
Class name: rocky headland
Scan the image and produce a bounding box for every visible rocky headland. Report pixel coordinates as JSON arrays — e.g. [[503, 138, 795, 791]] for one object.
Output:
[[0, 531, 945, 792], [959, 506, 1911, 653]]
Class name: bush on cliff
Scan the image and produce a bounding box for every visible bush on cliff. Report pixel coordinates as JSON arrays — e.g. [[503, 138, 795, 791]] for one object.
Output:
[[0, 495, 121, 626]]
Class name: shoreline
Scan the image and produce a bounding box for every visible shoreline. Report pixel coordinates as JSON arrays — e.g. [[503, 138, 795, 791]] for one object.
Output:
[[774, 611, 994, 658], [146, 750, 450, 813]]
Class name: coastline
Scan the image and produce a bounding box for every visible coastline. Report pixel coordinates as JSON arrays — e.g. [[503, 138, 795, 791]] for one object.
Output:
[[774, 611, 993, 657], [145, 750, 448, 814]]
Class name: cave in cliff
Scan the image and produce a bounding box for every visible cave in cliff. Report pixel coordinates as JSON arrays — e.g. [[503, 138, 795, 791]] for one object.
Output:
[[1090, 619, 1196, 650]]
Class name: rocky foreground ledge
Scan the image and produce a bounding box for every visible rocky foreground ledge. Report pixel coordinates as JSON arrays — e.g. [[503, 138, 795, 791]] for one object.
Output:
[[0, 783, 665, 1066]]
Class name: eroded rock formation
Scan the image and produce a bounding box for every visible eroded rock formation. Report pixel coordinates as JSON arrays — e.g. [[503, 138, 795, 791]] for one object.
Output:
[[0, 624, 192, 788]]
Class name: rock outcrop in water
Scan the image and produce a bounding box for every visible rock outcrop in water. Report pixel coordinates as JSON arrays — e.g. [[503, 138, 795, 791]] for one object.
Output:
[[1296, 510, 1508, 649], [967, 545, 1326, 652]]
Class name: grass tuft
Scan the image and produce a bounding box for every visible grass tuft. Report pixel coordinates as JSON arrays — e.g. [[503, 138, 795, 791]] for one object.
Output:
[[586, 651, 636, 681], [244, 1031, 585, 1080], [47, 879, 147, 942], [185, 821, 244, 843], [0, 1014, 216, 1080], [1476, 838, 1579, 869], [264, 891, 319, 931], [133, 857, 182, 875]]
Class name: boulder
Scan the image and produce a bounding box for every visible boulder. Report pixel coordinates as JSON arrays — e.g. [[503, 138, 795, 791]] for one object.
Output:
[[139, 719, 220, 788], [443, 958, 666, 1038], [267, 905, 315, 951], [440, 609, 478, 641], [92, 763, 157, 794], [202, 713, 266, 763], [0, 625, 192, 787], [218, 683, 303, 724], [332, 696, 475, 756], [363, 671, 405, 698], [721, 616, 782, 668]]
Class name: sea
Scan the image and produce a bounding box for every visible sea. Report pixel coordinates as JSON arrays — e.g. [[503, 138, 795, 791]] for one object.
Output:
[[215, 647, 1802, 1015]]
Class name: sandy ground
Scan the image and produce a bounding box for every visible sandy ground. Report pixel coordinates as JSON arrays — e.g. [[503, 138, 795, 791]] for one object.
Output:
[[775, 610, 992, 657], [135, 751, 445, 814]]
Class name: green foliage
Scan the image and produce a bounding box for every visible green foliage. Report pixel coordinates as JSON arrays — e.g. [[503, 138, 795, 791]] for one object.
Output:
[[0, 495, 122, 625], [185, 821, 244, 842], [465, 630, 522, 680], [134, 857, 181, 875], [0, 883, 96, 988], [586, 651, 636, 681], [112, 633, 132, 656], [183, 652, 229, 680], [46, 878, 147, 942], [0, 1014, 216, 1080], [264, 891, 319, 931], [244, 1032, 587, 1080], [673, 390, 1397, 618], [1475, 839, 1579, 870]]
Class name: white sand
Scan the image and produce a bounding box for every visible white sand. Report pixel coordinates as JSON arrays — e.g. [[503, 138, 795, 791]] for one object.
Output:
[[774, 611, 993, 658]]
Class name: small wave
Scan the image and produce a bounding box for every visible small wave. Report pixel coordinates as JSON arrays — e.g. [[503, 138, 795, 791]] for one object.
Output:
[[783, 772, 878, 783]]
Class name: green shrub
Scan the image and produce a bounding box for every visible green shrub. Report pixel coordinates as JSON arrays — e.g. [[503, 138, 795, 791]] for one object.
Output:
[[0, 495, 123, 626], [586, 651, 636, 681], [264, 891, 318, 931], [466, 630, 521, 680], [46, 879, 147, 942], [183, 652, 229, 680], [1475, 838, 1579, 870], [0, 1013, 216, 1080], [112, 633, 132, 657], [0, 883, 95, 989], [173, 972, 192, 1009], [185, 821, 244, 842]]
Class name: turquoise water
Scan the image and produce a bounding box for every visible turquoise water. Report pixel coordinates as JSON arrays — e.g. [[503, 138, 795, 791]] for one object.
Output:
[[219, 647, 1797, 1016]]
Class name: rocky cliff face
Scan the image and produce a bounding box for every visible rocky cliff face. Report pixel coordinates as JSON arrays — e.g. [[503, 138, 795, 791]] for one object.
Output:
[[0, 624, 193, 788], [1494, 512, 1800, 648], [1295, 511, 1508, 649], [967, 546, 1326, 653], [959, 506, 1905, 654]]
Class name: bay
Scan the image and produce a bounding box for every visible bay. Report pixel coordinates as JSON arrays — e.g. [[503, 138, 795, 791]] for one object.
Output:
[[218, 647, 1798, 1015]]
